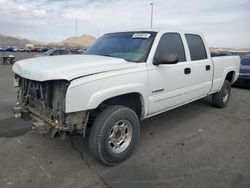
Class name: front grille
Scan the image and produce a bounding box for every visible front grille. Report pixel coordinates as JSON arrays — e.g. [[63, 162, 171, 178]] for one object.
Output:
[[18, 77, 69, 121], [20, 78, 52, 111]]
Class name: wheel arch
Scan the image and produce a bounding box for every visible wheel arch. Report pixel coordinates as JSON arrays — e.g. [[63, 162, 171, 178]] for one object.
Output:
[[225, 71, 235, 84], [218, 69, 236, 91], [91, 92, 145, 119], [85, 92, 145, 137]]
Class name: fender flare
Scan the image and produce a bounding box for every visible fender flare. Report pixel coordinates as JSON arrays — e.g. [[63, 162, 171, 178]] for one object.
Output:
[[218, 67, 236, 91]]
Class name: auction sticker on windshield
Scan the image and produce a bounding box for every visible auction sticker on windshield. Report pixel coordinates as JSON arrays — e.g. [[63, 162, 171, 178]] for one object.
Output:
[[132, 33, 151, 39]]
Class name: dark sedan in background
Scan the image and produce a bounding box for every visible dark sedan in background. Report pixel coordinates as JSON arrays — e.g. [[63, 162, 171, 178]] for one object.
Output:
[[234, 55, 250, 86]]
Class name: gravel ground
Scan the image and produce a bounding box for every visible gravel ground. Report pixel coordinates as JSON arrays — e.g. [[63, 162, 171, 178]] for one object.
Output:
[[0, 53, 249, 188]]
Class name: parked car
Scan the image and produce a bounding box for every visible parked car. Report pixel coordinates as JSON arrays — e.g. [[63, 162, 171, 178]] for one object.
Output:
[[18, 47, 26, 52], [0, 47, 3, 51], [12, 47, 18, 52], [4, 47, 14, 52], [234, 56, 250, 86], [69, 48, 85, 54], [229, 52, 239, 56], [13, 29, 240, 165], [210, 51, 221, 57], [210, 51, 237, 57], [219, 51, 235, 56], [38, 47, 50, 53], [30, 48, 39, 52], [35, 48, 71, 57]]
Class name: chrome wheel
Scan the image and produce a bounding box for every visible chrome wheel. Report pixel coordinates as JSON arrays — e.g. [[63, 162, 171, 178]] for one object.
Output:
[[89, 105, 140, 165], [108, 120, 133, 154]]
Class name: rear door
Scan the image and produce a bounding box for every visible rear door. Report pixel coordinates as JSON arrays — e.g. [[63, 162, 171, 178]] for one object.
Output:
[[184, 34, 213, 98]]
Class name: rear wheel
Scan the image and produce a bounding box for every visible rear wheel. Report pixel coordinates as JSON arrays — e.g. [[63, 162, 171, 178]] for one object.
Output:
[[212, 80, 231, 108], [88, 105, 140, 165]]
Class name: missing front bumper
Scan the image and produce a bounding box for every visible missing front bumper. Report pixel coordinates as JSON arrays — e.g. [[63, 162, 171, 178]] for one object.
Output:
[[13, 104, 89, 138]]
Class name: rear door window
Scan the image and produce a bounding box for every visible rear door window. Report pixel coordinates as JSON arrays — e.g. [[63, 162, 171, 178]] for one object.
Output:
[[185, 34, 207, 61]]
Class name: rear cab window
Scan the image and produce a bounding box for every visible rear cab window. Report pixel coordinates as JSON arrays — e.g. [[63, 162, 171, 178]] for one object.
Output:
[[185, 34, 207, 61]]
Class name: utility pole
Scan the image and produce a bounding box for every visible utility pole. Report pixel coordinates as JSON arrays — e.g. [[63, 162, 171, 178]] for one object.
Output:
[[150, 2, 154, 28], [75, 16, 78, 37], [17, 39, 19, 48]]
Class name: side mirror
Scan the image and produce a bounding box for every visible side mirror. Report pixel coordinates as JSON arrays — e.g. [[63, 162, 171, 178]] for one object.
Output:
[[153, 53, 178, 65]]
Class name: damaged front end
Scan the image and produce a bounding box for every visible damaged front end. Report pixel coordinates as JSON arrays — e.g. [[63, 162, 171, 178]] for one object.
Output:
[[13, 75, 88, 138]]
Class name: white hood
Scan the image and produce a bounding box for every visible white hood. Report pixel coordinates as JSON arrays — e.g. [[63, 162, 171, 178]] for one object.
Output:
[[12, 55, 137, 81]]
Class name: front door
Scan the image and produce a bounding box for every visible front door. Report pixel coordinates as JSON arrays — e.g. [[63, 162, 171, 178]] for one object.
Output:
[[148, 32, 193, 115]]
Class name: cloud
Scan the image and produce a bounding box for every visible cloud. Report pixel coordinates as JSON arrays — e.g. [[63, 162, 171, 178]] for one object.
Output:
[[0, 0, 249, 47]]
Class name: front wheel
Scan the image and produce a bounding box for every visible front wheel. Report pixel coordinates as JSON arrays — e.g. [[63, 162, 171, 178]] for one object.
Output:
[[212, 80, 231, 108], [88, 105, 140, 165]]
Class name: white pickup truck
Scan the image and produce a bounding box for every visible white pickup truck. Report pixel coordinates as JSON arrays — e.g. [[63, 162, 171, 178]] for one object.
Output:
[[13, 29, 240, 165]]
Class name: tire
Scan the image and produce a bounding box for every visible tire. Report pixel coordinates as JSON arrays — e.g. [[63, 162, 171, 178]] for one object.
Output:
[[88, 105, 140, 165], [212, 80, 231, 108]]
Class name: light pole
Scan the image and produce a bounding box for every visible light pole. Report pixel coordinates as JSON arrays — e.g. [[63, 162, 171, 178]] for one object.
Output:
[[150, 2, 154, 28], [75, 16, 78, 37], [17, 39, 19, 48]]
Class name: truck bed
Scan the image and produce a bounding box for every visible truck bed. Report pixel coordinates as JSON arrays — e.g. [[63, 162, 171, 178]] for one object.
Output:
[[210, 56, 240, 93]]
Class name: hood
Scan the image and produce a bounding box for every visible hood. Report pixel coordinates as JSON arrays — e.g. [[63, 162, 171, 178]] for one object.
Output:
[[13, 55, 137, 81]]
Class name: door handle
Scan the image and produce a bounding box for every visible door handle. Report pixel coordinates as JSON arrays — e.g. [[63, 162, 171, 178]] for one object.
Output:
[[206, 65, 211, 71], [184, 68, 191, 74]]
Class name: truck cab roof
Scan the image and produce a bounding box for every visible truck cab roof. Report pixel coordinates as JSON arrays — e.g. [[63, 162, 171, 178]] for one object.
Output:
[[107, 28, 203, 36]]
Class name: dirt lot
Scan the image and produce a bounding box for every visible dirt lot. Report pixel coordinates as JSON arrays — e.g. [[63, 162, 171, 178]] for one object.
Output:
[[0, 53, 250, 188]]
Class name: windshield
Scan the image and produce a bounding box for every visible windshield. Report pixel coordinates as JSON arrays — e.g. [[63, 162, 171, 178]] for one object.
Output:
[[85, 32, 157, 62], [241, 57, 250, 66]]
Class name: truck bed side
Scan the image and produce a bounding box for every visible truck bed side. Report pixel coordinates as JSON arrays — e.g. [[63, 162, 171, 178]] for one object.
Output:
[[210, 56, 240, 94]]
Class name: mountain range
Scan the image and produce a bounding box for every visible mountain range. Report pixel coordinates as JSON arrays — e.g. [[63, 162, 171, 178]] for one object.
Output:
[[0, 34, 96, 48]]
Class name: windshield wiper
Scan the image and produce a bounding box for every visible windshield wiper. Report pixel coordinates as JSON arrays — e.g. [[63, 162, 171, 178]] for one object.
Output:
[[99, 54, 128, 62], [101, 54, 115, 57]]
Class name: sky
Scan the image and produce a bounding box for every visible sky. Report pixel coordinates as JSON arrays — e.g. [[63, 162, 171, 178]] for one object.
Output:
[[0, 0, 249, 48]]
